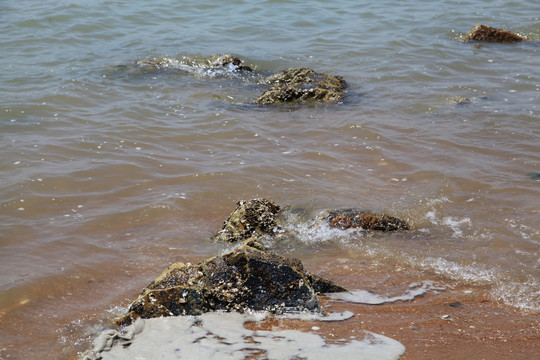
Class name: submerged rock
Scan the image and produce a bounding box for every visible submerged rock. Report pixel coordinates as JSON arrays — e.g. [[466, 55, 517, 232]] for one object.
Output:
[[449, 96, 472, 106], [134, 53, 252, 72], [211, 198, 282, 243], [116, 245, 345, 326], [321, 209, 410, 231], [206, 54, 253, 71], [255, 67, 346, 105], [465, 24, 524, 43]]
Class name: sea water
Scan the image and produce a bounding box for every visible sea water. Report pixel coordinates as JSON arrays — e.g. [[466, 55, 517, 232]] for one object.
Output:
[[1, 0, 539, 358]]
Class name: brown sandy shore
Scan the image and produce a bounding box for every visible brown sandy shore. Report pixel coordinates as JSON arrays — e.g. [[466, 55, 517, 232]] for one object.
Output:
[[1, 259, 538, 359], [319, 292, 540, 360], [271, 262, 540, 360], [246, 292, 540, 360]]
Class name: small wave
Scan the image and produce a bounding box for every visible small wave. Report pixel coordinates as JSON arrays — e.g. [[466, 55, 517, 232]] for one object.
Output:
[[107, 54, 258, 80], [417, 257, 495, 284], [425, 210, 472, 238], [415, 256, 539, 312]]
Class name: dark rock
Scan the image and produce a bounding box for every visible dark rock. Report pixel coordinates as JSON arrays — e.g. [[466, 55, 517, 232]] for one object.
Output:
[[211, 199, 282, 243], [116, 245, 345, 326], [465, 24, 524, 43], [307, 273, 348, 294], [322, 208, 410, 231], [255, 67, 346, 105]]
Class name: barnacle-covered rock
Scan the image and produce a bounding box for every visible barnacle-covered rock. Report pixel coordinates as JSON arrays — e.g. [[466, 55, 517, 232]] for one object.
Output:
[[321, 208, 410, 232], [211, 198, 282, 243], [255, 67, 346, 105], [465, 24, 524, 43], [116, 245, 346, 326]]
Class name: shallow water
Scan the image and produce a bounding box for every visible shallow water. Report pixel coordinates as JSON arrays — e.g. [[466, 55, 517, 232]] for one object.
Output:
[[1, 0, 539, 358]]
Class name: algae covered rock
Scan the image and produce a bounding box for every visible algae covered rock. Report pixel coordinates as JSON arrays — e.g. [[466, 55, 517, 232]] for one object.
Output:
[[212, 199, 282, 243], [116, 245, 345, 326], [255, 67, 346, 105], [465, 24, 524, 43], [321, 208, 410, 232]]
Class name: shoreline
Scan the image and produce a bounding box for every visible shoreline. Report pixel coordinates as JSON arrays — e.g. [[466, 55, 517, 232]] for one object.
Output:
[[90, 259, 540, 360], [1, 255, 539, 359], [317, 290, 540, 359], [306, 262, 540, 360]]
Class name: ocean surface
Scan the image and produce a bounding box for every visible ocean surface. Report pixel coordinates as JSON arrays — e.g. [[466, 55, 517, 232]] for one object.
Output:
[[1, 0, 539, 358]]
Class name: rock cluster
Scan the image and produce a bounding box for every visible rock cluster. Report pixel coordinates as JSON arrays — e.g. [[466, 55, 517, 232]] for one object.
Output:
[[115, 199, 409, 326], [127, 55, 346, 105], [256, 67, 346, 105], [465, 24, 524, 43]]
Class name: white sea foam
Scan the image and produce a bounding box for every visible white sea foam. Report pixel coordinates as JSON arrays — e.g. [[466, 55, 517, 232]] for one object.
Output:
[[87, 311, 405, 360], [327, 281, 443, 304], [281, 210, 364, 246], [425, 209, 471, 238]]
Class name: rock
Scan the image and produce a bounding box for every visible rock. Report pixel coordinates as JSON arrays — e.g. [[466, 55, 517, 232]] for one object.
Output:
[[211, 199, 282, 243], [255, 67, 346, 105], [115, 245, 346, 326], [134, 54, 252, 72], [449, 97, 472, 106], [211, 199, 410, 244], [448, 301, 464, 308], [465, 24, 524, 43], [321, 208, 410, 231], [207, 54, 253, 71]]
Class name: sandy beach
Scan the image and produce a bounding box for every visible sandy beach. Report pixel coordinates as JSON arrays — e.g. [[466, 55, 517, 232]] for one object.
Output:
[[297, 264, 540, 360]]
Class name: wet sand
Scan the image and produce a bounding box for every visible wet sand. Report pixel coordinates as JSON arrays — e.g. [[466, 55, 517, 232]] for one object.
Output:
[[320, 292, 540, 359], [1, 257, 539, 359], [248, 262, 540, 360], [247, 293, 540, 359]]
